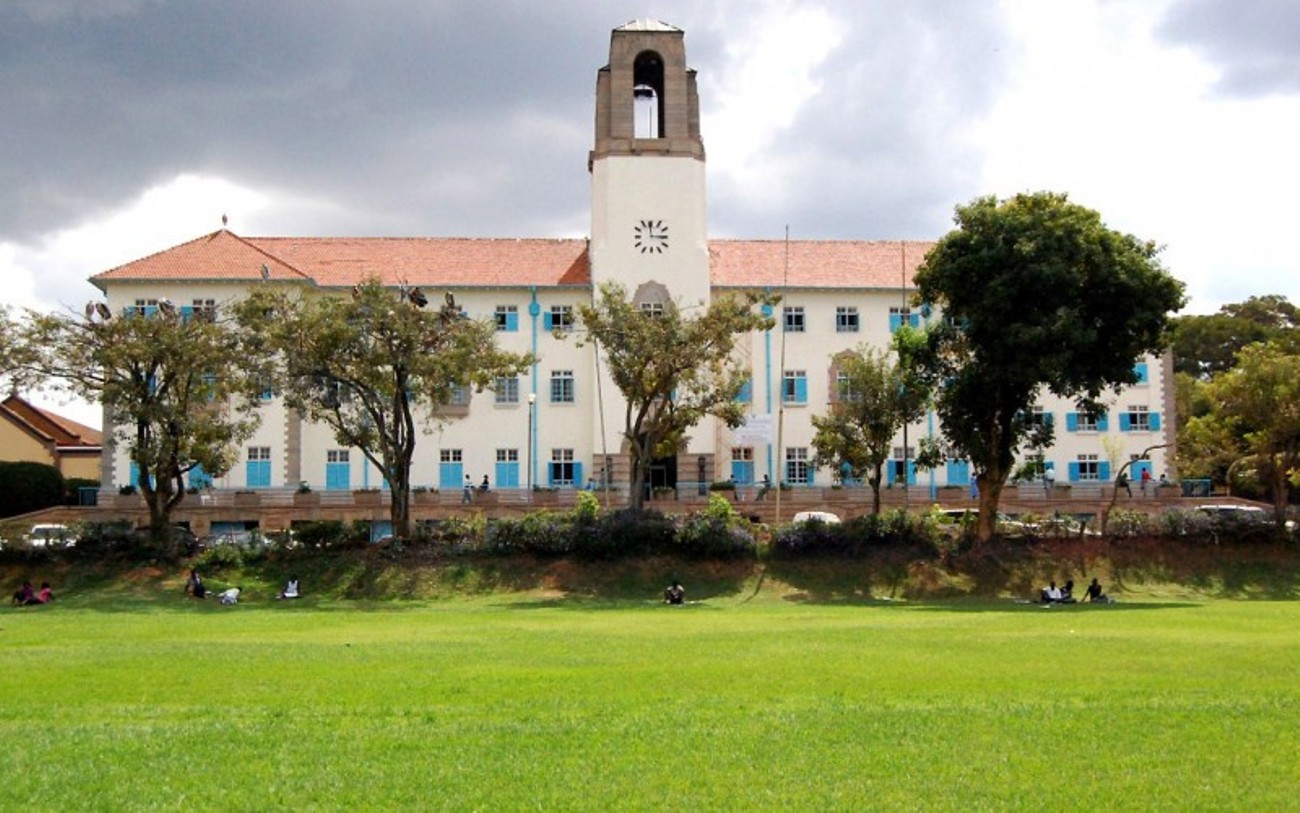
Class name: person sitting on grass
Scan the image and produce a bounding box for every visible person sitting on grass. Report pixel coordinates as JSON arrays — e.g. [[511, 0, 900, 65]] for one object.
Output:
[[1059, 579, 1077, 604], [219, 586, 241, 606], [1085, 578, 1112, 603], [12, 580, 36, 606], [36, 582, 54, 604], [184, 569, 206, 599], [1040, 581, 1062, 604], [279, 578, 300, 600], [663, 580, 685, 605]]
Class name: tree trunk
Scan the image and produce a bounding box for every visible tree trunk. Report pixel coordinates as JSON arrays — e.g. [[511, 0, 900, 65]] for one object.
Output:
[[974, 472, 1006, 543], [389, 464, 412, 539], [868, 465, 883, 515]]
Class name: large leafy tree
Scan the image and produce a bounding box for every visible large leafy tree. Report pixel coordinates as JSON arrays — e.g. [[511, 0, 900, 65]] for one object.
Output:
[[14, 301, 268, 544], [237, 280, 532, 539], [913, 192, 1186, 542], [575, 282, 775, 511], [1182, 342, 1300, 525], [809, 339, 930, 515], [1171, 294, 1300, 379]]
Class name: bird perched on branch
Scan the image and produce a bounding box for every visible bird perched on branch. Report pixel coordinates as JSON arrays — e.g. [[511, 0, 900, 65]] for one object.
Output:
[[95, 302, 113, 321], [408, 287, 428, 308], [260, 264, 271, 281]]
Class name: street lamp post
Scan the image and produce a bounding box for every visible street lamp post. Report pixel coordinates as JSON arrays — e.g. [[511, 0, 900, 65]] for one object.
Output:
[[526, 392, 536, 502]]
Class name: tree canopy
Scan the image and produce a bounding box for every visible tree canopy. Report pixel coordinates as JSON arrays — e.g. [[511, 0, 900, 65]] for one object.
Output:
[[14, 300, 268, 543], [1181, 341, 1300, 525], [809, 338, 930, 514], [1171, 294, 1300, 379], [575, 282, 774, 511], [912, 191, 1186, 542], [237, 280, 532, 538]]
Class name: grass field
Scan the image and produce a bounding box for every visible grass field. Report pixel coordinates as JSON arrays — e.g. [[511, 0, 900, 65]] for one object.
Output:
[[3, 573, 1297, 812]]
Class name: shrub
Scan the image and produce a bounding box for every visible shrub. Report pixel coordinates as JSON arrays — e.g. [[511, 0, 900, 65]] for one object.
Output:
[[771, 510, 940, 558], [0, 461, 65, 517], [291, 520, 353, 549]]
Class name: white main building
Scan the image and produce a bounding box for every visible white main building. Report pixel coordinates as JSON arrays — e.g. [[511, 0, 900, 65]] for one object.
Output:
[[91, 21, 1174, 499]]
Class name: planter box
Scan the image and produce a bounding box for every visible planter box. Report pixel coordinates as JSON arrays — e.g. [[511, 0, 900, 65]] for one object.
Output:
[[823, 488, 848, 501], [352, 491, 383, 506], [411, 491, 439, 506], [112, 494, 142, 509], [293, 492, 320, 507], [234, 492, 261, 507], [530, 491, 560, 505]]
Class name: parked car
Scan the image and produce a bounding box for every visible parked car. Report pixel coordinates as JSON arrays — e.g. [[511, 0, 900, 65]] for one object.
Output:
[[791, 510, 842, 525], [24, 524, 78, 547], [1195, 504, 1294, 530]]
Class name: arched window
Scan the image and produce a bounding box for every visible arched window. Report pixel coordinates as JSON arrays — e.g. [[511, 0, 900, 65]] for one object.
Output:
[[633, 51, 665, 138]]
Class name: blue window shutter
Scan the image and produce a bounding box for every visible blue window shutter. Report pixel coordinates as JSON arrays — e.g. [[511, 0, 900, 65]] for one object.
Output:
[[1099, 462, 1112, 480], [1098, 413, 1109, 431], [180, 305, 194, 322], [506, 311, 518, 331], [889, 313, 902, 332], [1149, 413, 1161, 431], [1134, 363, 1149, 383], [1068, 462, 1080, 482], [1119, 413, 1132, 431], [547, 463, 556, 487], [795, 377, 808, 403], [1044, 412, 1054, 427], [1066, 413, 1078, 432], [572, 462, 584, 489], [806, 466, 815, 486], [1044, 461, 1055, 472], [439, 462, 462, 490], [543, 312, 553, 330], [326, 462, 350, 490], [908, 313, 920, 328], [738, 379, 752, 403]]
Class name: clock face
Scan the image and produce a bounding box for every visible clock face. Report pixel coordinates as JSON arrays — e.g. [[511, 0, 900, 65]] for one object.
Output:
[[634, 219, 669, 254]]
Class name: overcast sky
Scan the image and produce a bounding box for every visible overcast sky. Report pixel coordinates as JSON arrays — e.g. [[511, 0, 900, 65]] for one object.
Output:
[[4, 0, 1298, 425]]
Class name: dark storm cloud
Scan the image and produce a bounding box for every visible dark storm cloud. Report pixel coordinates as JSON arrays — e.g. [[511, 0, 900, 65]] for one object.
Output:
[[1156, 0, 1300, 97], [706, 4, 1009, 240], [0, 1, 1007, 248]]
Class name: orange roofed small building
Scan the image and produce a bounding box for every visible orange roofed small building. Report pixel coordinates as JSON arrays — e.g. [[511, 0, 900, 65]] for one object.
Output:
[[0, 394, 103, 481]]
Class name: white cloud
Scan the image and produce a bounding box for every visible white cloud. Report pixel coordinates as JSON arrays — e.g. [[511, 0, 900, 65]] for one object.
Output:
[[705, 2, 845, 195], [978, 0, 1300, 313]]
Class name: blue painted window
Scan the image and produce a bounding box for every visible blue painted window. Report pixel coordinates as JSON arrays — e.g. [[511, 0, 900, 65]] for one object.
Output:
[[548, 449, 579, 487], [1134, 362, 1149, 384], [495, 449, 520, 488], [736, 379, 752, 404], [188, 465, 213, 490], [544, 305, 573, 332], [495, 306, 519, 332], [439, 449, 464, 490], [246, 447, 272, 488], [325, 450, 350, 490], [945, 460, 970, 486], [1119, 407, 1159, 432], [731, 447, 754, 485], [782, 370, 807, 404], [889, 307, 920, 332]]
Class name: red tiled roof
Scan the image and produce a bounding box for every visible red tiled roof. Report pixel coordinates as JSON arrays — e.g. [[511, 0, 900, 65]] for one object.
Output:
[[91, 230, 312, 289], [709, 239, 934, 289], [90, 231, 933, 290], [1, 395, 103, 448], [248, 236, 591, 288]]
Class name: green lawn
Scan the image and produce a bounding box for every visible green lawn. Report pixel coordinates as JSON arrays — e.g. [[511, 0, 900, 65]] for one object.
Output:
[[3, 590, 1297, 810]]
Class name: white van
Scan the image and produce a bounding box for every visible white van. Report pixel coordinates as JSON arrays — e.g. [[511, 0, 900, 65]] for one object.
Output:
[[25, 524, 78, 547]]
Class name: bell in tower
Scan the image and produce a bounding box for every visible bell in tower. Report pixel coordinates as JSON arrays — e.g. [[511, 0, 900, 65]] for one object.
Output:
[[590, 19, 704, 164]]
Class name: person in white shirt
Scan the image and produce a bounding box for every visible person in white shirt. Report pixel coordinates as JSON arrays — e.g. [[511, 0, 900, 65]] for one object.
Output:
[[219, 586, 241, 605], [279, 578, 300, 600]]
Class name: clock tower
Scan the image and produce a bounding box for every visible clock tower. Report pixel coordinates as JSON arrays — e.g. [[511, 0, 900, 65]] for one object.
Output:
[[589, 19, 710, 307], [588, 20, 716, 486]]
